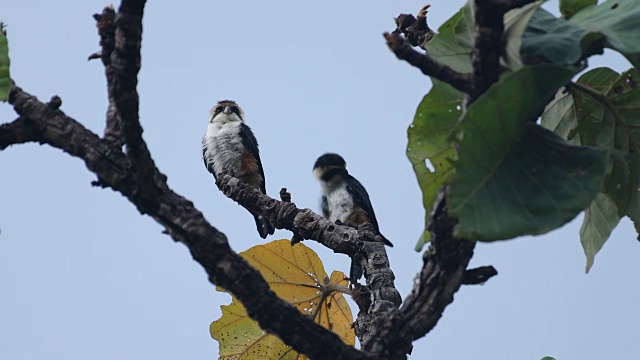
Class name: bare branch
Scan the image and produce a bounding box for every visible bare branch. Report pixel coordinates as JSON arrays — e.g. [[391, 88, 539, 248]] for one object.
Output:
[[384, 32, 473, 94], [110, 0, 162, 196], [91, 6, 123, 146], [0, 117, 38, 149], [0, 85, 371, 360]]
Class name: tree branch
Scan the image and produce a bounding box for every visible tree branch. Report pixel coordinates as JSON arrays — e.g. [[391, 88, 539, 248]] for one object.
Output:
[[90, 6, 123, 147], [1, 89, 369, 360], [110, 0, 162, 199], [383, 32, 473, 94], [215, 173, 403, 349]]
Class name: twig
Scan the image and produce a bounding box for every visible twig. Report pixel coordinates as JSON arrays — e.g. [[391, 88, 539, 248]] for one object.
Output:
[[279, 187, 305, 245], [384, 32, 473, 94], [394, 4, 435, 47], [462, 266, 498, 285]]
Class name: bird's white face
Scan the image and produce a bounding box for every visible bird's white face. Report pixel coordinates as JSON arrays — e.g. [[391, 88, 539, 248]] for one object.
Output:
[[209, 101, 244, 124]]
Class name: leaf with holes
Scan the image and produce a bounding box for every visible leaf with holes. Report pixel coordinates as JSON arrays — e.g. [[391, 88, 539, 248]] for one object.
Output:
[[522, 1, 640, 68], [407, 80, 463, 250], [0, 24, 11, 101], [449, 64, 608, 240], [210, 240, 353, 359]]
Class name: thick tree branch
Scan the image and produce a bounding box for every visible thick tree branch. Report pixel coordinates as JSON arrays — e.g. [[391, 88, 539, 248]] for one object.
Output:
[[1, 86, 370, 360], [215, 174, 403, 350], [384, 32, 473, 94], [110, 0, 162, 200], [354, 190, 475, 357]]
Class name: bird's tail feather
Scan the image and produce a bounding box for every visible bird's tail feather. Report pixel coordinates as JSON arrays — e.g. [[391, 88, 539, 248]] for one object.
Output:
[[379, 233, 394, 247], [254, 214, 275, 239]]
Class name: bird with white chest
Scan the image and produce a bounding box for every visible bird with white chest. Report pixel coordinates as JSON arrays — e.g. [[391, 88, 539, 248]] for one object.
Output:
[[202, 100, 275, 239], [313, 153, 393, 282]]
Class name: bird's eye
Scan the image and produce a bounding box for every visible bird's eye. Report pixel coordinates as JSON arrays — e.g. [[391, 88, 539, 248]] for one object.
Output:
[[230, 106, 239, 115], [215, 107, 223, 114]]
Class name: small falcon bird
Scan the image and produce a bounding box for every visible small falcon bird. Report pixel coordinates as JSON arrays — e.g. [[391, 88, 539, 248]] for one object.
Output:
[[202, 100, 275, 239], [313, 153, 393, 282]]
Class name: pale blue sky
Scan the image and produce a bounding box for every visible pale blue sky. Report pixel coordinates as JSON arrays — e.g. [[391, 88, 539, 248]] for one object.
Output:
[[1, 1, 638, 359]]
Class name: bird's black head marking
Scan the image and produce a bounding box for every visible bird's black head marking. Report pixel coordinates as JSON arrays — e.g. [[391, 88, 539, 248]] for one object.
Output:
[[313, 153, 348, 182], [313, 153, 346, 170]]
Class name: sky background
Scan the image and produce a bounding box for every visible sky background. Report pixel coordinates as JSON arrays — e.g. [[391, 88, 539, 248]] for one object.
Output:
[[1, 1, 638, 359]]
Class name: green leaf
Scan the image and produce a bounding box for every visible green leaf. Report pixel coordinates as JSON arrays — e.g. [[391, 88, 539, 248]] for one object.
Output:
[[541, 88, 580, 143], [449, 64, 608, 240], [424, 2, 473, 73], [560, 0, 597, 19], [570, 0, 640, 54], [522, 1, 640, 67], [407, 80, 463, 250], [541, 357, 557, 360], [542, 67, 640, 267], [503, 1, 545, 70], [0, 24, 11, 102], [581, 193, 621, 272]]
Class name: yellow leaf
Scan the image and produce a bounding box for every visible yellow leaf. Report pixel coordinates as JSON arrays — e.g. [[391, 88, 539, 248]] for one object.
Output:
[[210, 239, 354, 360]]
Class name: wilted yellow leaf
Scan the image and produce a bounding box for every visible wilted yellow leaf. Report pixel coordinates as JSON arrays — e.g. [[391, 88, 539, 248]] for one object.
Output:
[[210, 239, 354, 360]]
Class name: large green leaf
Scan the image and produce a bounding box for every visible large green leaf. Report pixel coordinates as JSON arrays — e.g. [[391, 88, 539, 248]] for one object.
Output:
[[407, 80, 463, 250], [542, 67, 640, 265], [522, 0, 640, 67], [449, 64, 608, 240], [580, 193, 620, 272], [0, 24, 10, 102]]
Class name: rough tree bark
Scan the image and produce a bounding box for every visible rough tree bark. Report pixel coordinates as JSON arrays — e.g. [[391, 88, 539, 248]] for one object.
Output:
[[0, 1, 530, 358]]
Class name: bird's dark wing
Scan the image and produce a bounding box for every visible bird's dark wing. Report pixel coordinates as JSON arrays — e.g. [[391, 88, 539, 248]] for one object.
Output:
[[239, 123, 267, 194], [346, 175, 393, 246], [321, 195, 329, 218], [202, 139, 217, 181], [346, 175, 379, 230]]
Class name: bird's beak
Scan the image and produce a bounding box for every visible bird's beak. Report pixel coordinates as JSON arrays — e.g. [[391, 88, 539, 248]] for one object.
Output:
[[223, 106, 232, 114]]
